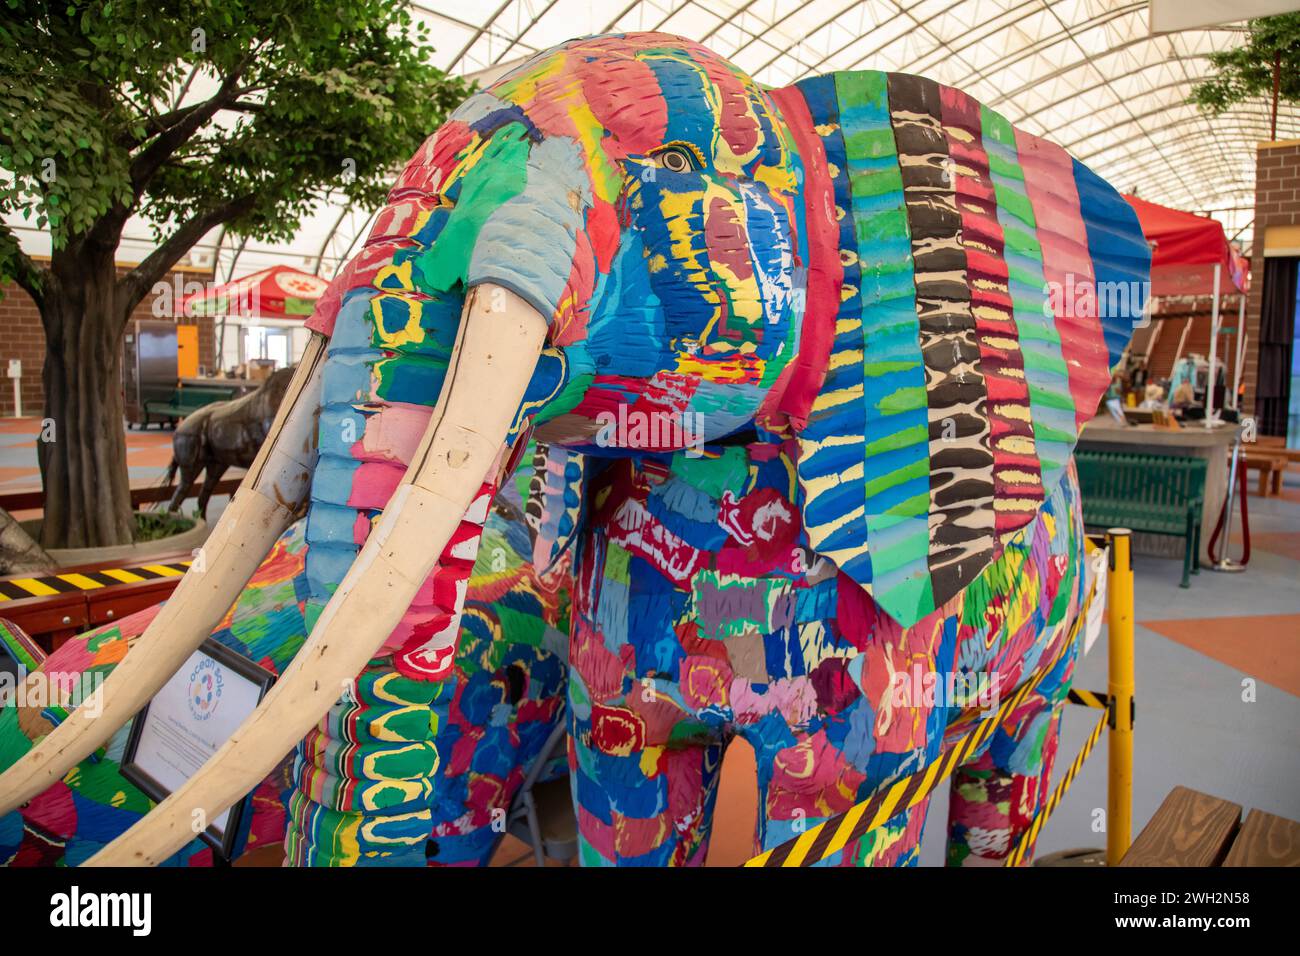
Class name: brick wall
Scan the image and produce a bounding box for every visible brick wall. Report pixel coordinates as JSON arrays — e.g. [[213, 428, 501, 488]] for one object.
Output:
[[1245, 140, 1300, 416], [0, 263, 215, 417]]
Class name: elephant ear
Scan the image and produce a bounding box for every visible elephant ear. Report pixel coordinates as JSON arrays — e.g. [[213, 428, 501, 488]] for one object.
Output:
[[784, 71, 1149, 628]]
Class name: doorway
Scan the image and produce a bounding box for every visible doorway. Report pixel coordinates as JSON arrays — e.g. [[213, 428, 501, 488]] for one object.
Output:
[[242, 326, 292, 369]]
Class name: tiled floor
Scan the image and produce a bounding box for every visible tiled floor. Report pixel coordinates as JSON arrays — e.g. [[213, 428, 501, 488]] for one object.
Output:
[[5, 417, 1296, 866]]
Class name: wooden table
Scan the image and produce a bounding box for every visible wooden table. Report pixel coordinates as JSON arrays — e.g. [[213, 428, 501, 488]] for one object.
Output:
[[1119, 785, 1300, 866], [1079, 417, 1242, 564]]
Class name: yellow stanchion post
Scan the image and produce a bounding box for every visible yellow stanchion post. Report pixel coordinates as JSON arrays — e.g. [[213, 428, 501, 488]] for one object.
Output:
[[1106, 528, 1135, 866]]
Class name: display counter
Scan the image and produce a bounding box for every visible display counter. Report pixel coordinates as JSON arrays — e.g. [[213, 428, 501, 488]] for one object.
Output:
[[1078, 416, 1242, 563]]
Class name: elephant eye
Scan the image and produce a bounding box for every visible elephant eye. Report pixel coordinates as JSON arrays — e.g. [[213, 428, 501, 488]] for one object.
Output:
[[654, 145, 697, 173]]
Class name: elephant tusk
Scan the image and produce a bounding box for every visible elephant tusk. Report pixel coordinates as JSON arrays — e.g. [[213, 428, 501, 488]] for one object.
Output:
[[0, 333, 327, 817], [85, 284, 548, 866]]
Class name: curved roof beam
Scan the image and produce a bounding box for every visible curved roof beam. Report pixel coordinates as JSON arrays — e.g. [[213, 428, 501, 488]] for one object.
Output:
[[742, 0, 947, 82], [940, 1, 1147, 91], [715, 0, 872, 73], [1105, 140, 1264, 193], [1094, 125, 1295, 189], [446, 0, 517, 75], [486, 0, 562, 67], [1072, 96, 1299, 161]]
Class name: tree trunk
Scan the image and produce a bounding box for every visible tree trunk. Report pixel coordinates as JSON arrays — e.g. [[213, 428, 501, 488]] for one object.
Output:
[[0, 505, 54, 574], [37, 249, 135, 549]]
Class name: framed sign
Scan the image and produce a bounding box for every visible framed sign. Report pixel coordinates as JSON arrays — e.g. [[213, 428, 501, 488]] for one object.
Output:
[[121, 638, 275, 861]]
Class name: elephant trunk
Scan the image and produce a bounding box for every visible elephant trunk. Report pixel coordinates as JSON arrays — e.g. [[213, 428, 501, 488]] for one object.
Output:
[[86, 284, 548, 866]]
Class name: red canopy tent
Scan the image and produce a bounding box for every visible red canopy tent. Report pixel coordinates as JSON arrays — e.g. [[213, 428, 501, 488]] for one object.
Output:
[[181, 265, 330, 318], [1124, 194, 1248, 298], [1123, 195, 1250, 420]]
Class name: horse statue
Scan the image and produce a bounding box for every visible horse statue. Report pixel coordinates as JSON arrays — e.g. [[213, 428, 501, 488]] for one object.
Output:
[[163, 366, 296, 519]]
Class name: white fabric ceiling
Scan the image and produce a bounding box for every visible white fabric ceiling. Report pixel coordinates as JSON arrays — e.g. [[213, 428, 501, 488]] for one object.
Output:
[[16, 0, 1300, 283]]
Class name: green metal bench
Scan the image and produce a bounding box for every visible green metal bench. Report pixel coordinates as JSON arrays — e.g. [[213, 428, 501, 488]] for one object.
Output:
[[1074, 450, 1206, 588], [142, 386, 239, 428]]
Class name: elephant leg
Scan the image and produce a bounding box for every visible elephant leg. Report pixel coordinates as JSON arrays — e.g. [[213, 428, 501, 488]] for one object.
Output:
[[196, 464, 228, 521], [746, 725, 936, 868], [945, 655, 1077, 866], [567, 669, 726, 867], [424, 541, 571, 868], [565, 529, 727, 866]]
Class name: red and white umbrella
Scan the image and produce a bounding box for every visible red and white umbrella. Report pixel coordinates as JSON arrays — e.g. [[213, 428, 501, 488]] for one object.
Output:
[[181, 265, 330, 319]]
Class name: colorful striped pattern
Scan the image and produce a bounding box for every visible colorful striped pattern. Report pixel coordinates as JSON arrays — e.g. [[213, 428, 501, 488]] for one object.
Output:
[[788, 70, 1148, 629], [793, 72, 933, 623]]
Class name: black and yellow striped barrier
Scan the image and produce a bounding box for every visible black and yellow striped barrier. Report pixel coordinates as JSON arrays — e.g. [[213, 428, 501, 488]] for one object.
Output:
[[0, 560, 192, 602], [745, 529, 1136, 868], [1003, 706, 1109, 866], [1067, 688, 1109, 709]]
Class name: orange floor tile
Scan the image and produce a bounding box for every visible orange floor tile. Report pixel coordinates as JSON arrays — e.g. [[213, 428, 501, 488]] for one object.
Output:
[[705, 738, 759, 866], [1141, 613, 1300, 697], [1244, 532, 1300, 562]]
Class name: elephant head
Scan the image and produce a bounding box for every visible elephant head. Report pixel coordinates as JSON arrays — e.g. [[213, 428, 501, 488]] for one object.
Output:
[[0, 32, 1149, 864]]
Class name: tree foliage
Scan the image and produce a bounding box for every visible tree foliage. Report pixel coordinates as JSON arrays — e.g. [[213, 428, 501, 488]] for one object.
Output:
[[1189, 14, 1300, 116], [0, 0, 472, 305], [0, 0, 472, 548]]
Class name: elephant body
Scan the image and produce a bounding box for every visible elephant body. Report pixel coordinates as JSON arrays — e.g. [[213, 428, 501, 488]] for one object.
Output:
[[164, 366, 296, 519]]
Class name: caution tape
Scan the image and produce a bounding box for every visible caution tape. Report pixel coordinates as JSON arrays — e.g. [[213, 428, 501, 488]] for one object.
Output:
[[0, 560, 192, 601], [1003, 705, 1109, 866], [1066, 687, 1109, 710], [744, 577, 1097, 868]]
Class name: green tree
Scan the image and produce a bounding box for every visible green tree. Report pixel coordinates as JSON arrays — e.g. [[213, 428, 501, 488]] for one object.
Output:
[[1190, 13, 1300, 136], [0, 1, 470, 547]]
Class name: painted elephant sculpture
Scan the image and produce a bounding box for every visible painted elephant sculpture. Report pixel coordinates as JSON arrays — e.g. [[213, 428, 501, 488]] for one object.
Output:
[[0, 32, 1149, 866]]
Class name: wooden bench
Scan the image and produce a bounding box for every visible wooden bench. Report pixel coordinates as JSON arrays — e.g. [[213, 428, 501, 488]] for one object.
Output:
[[141, 385, 239, 428], [1075, 450, 1206, 587], [1256, 435, 1300, 464], [1242, 451, 1287, 498], [1119, 785, 1300, 866]]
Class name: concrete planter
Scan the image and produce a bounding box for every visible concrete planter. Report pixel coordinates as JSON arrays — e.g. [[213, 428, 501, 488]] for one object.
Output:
[[21, 513, 210, 568]]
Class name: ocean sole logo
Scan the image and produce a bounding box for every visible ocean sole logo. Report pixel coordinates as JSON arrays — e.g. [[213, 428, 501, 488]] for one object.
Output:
[[49, 886, 151, 936]]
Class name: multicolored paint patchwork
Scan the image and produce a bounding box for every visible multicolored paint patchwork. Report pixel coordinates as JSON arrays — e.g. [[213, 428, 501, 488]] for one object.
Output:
[[284, 32, 1143, 865], [566, 436, 1086, 866], [299, 29, 1144, 716], [286, 446, 578, 866], [1, 446, 575, 867]]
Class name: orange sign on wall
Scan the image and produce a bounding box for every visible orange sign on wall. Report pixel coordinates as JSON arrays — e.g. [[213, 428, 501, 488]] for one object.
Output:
[[176, 323, 199, 378]]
